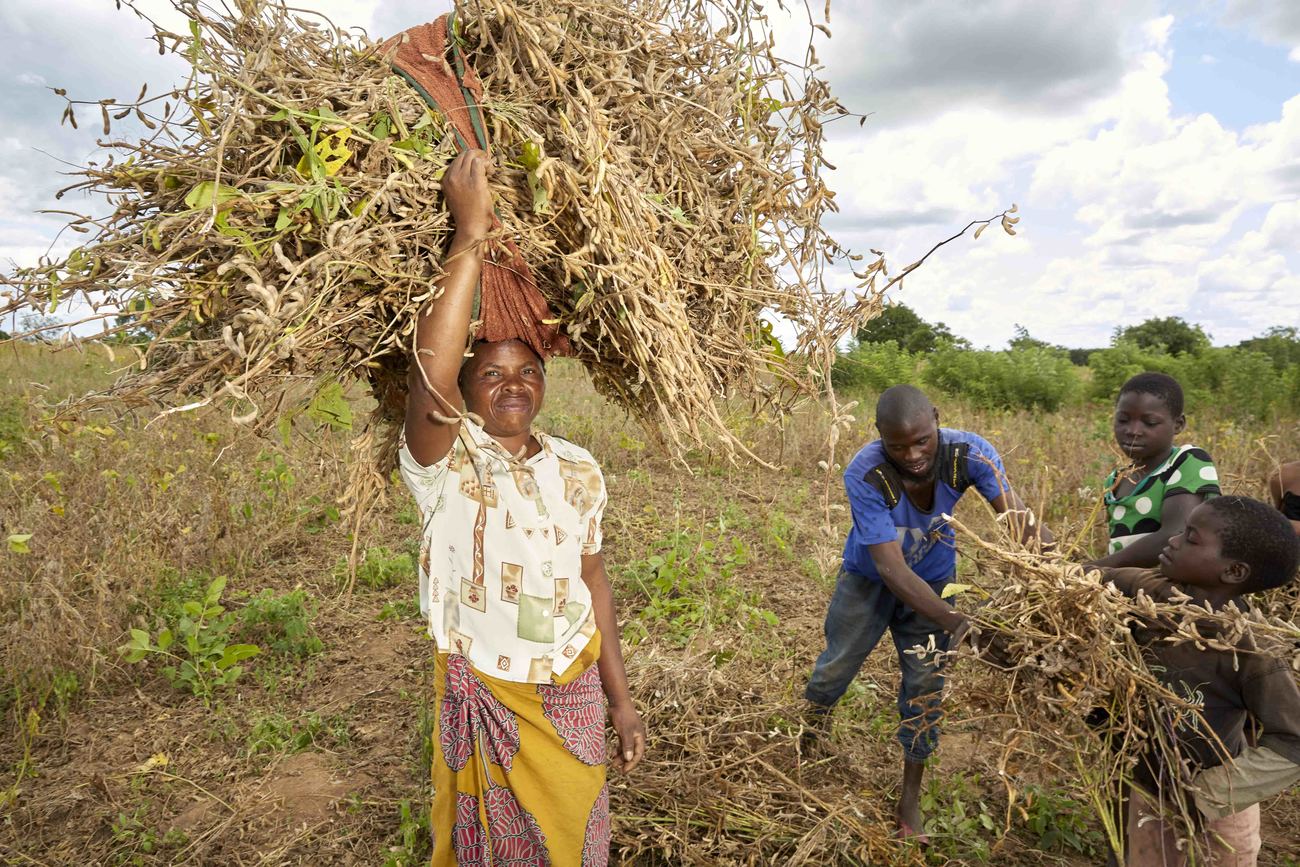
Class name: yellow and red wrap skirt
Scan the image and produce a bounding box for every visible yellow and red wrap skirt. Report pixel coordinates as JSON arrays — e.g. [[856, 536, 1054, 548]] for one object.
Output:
[[431, 631, 608, 866]]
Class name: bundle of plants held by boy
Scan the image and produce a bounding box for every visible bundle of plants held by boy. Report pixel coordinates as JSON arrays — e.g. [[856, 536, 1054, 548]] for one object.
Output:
[[946, 516, 1300, 858], [0, 0, 868, 480]]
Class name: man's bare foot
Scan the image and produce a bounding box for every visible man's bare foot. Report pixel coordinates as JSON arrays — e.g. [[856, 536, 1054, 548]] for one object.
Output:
[[798, 702, 833, 760], [896, 759, 929, 843]]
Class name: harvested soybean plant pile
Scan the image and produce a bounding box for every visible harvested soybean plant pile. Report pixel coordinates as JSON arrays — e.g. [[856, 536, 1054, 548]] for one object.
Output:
[[947, 516, 1300, 859], [0, 0, 855, 467]]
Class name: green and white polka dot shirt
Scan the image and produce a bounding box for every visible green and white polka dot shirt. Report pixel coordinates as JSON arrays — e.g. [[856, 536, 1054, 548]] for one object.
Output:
[[1105, 445, 1221, 554]]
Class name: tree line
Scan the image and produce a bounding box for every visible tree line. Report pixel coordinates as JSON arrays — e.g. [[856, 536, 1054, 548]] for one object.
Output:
[[835, 305, 1300, 416]]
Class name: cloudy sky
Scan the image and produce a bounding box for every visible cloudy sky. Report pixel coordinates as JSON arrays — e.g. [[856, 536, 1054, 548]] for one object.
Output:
[[2, 0, 1297, 348]]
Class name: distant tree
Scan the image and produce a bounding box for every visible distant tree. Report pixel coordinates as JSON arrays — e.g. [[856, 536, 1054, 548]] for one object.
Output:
[[1237, 326, 1300, 371], [1008, 324, 1059, 352], [1068, 348, 1103, 366], [1113, 317, 1210, 356], [18, 312, 64, 342], [856, 303, 968, 353], [110, 298, 156, 345], [0, 330, 9, 341]]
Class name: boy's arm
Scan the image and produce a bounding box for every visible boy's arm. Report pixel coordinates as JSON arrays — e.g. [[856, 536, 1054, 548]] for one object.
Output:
[[868, 541, 967, 637], [1086, 492, 1201, 568], [404, 149, 495, 467], [1085, 565, 1183, 602], [1192, 658, 1300, 820], [988, 489, 1055, 550]]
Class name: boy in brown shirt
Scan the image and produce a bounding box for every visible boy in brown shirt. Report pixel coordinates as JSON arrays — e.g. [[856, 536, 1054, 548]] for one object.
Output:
[[1089, 496, 1300, 866]]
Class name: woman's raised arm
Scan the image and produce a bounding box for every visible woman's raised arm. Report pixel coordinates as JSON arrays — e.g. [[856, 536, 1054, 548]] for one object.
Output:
[[404, 149, 495, 466]]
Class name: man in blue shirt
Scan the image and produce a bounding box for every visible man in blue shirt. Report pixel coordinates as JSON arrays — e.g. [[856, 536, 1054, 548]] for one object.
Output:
[[804, 385, 1050, 841]]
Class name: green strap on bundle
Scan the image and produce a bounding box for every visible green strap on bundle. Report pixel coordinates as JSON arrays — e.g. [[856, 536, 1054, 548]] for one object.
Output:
[[445, 12, 490, 151]]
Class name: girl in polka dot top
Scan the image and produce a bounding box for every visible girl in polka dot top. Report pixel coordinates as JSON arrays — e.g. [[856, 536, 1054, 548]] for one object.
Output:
[[1090, 372, 1221, 567]]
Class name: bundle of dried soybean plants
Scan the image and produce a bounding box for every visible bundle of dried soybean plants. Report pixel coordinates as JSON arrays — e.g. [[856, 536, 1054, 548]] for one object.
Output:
[[944, 515, 1300, 857], [0, 0, 855, 468]]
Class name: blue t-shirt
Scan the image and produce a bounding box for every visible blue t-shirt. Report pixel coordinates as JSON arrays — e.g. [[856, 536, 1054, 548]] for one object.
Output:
[[842, 428, 1009, 582]]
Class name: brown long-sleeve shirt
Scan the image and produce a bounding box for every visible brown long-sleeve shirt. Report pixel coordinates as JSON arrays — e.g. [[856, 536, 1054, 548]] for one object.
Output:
[[1095, 567, 1300, 814]]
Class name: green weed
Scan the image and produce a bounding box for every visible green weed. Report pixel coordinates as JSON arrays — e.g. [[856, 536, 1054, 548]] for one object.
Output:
[[921, 770, 998, 861], [620, 528, 778, 646], [122, 575, 260, 703], [108, 805, 186, 865], [394, 498, 420, 526], [238, 589, 324, 658], [379, 598, 422, 622], [384, 797, 431, 866], [765, 510, 796, 559], [0, 396, 26, 459], [1017, 783, 1103, 856], [837, 680, 894, 741], [245, 711, 350, 758], [297, 494, 341, 534], [344, 546, 416, 591]]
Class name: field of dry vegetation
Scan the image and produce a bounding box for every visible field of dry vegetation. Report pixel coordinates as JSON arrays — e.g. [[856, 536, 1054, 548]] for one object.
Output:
[[2, 343, 1298, 865]]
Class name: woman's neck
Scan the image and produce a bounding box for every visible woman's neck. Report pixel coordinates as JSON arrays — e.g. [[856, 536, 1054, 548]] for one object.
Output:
[[1133, 445, 1175, 476]]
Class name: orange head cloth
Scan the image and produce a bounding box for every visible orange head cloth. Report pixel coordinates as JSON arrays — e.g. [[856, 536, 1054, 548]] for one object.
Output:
[[382, 14, 573, 360]]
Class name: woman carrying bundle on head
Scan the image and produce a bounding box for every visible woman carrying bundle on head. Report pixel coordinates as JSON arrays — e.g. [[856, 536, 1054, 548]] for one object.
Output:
[[398, 149, 646, 866]]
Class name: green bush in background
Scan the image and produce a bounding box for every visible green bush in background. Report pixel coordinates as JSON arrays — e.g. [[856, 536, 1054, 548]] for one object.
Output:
[[836, 304, 1300, 419]]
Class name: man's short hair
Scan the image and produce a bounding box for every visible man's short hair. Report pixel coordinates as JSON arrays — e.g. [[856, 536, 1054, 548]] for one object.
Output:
[[875, 384, 934, 429], [1119, 372, 1184, 417], [1204, 496, 1300, 594]]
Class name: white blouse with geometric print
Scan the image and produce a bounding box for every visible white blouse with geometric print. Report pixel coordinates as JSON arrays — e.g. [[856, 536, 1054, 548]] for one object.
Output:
[[398, 418, 604, 683]]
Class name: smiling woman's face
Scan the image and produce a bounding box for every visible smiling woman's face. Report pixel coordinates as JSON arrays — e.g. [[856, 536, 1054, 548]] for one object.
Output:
[[460, 339, 546, 440]]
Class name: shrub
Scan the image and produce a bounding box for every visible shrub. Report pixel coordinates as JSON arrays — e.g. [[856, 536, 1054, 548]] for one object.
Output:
[[1085, 343, 1198, 403], [831, 340, 922, 393], [1188, 347, 1281, 419], [1089, 344, 1291, 418], [1236, 325, 1300, 371], [924, 346, 1079, 411]]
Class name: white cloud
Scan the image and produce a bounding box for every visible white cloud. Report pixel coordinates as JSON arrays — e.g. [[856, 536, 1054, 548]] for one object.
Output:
[[818, 8, 1300, 347], [1224, 0, 1300, 49], [371, 0, 455, 39]]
